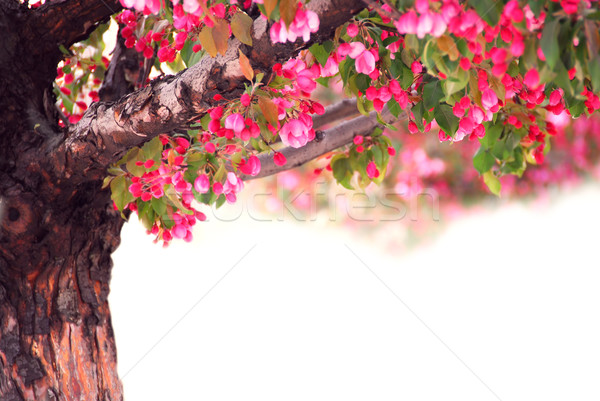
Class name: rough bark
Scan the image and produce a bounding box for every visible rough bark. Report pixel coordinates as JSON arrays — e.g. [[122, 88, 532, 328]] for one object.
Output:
[[1, 4, 125, 400], [0, 1, 368, 400]]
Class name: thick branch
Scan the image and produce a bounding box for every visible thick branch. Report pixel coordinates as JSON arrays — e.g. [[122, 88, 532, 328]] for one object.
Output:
[[244, 107, 407, 180], [62, 0, 366, 181], [31, 0, 121, 48]]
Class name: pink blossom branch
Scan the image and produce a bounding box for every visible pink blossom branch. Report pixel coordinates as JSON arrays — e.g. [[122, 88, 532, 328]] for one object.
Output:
[[61, 0, 366, 181], [244, 107, 407, 181]]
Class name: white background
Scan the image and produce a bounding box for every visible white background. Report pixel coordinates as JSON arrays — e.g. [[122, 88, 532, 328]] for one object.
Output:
[[111, 183, 600, 401]]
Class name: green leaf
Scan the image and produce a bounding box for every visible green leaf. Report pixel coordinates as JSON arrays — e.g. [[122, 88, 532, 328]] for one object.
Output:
[[164, 186, 193, 215], [126, 148, 145, 177], [309, 42, 333, 66], [442, 69, 469, 101], [151, 197, 167, 216], [422, 80, 444, 110], [473, 148, 495, 174], [479, 123, 502, 149], [142, 137, 163, 161], [467, 0, 501, 26], [110, 175, 134, 212], [483, 171, 501, 196], [412, 102, 424, 131], [355, 73, 371, 91], [400, 64, 414, 90], [589, 56, 600, 92], [331, 155, 354, 190], [433, 104, 458, 135], [541, 18, 560, 71], [387, 97, 402, 117], [231, 12, 253, 46], [568, 99, 585, 117]]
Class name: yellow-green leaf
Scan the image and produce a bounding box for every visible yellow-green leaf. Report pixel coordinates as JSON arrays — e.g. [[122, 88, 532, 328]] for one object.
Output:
[[213, 18, 230, 56], [264, 0, 277, 18], [483, 171, 501, 196], [239, 49, 254, 81], [231, 12, 253, 46], [198, 26, 217, 57], [258, 96, 279, 126], [279, 0, 298, 28], [436, 35, 459, 61], [110, 175, 134, 212]]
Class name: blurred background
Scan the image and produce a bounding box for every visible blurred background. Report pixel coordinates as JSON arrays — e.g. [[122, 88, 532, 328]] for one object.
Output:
[[111, 173, 600, 400]]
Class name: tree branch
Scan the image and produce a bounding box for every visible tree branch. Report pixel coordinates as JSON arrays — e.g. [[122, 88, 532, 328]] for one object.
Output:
[[243, 107, 407, 181], [313, 98, 359, 129], [60, 0, 366, 181], [99, 24, 149, 103], [31, 0, 121, 49]]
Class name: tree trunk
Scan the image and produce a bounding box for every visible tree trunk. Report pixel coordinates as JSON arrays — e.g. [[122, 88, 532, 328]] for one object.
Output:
[[0, 3, 124, 400]]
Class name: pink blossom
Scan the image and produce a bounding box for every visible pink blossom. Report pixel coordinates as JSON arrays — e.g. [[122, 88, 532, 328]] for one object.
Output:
[[366, 161, 380, 179], [429, 13, 447, 37], [225, 113, 245, 133], [321, 56, 339, 76], [194, 174, 210, 193], [347, 42, 366, 58], [270, 8, 319, 43], [481, 89, 498, 110], [182, 0, 199, 14], [274, 152, 287, 166], [523, 68, 540, 89], [279, 115, 315, 148], [222, 172, 244, 201], [417, 12, 434, 39], [415, 0, 429, 14], [504, 0, 524, 22], [239, 155, 261, 176], [355, 50, 376, 74], [394, 11, 418, 35], [347, 23, 359, 37]]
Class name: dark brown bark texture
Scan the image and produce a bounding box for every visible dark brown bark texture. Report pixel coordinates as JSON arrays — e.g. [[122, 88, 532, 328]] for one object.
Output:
[[0, 1, 365, 400]]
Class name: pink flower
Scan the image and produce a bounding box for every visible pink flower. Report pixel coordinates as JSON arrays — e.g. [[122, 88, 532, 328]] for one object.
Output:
[[394, 11, 418, 35], [347, 23, 359, 37], [194, 174, 210, 193], [459, 57, 471, 70], [416, 12, 434, 39], [481, 88, 499, 111], [279, 115, 315, 148], [523, 69, 540, 89], [213, 182, 223, 195], [504, 0, 524, 22], [274, 152, 287, 166], [269, 8, 319, 43], [239, 155, 261, 176], [225, 113, 245, 133], [355, 50, 376, 74], [366, 161, 380, 179], [222, 172, 244, 201], [429, 13, 447, 37], [549, 89, 563, 106], [415, 0, 429, 14]]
